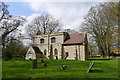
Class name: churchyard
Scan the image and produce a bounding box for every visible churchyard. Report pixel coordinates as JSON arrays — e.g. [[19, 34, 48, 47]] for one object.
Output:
[[2, 58, 118, 79]]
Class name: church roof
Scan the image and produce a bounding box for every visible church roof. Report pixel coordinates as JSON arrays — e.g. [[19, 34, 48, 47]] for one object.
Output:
[[63, 33, 85, 45]]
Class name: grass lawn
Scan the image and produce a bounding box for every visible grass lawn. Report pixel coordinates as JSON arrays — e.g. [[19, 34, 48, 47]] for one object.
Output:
[[0, 59, 2, 79], [2, 58, 118, 79]]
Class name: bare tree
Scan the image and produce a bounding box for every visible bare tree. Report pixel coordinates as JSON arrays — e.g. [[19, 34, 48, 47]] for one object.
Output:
[[80, 2, 118, 57], [1, 16, 25, 48], [0, 2, 11, 22], [26, 14, 62, 39], [0, 2, 26, 49], [64, 29, 78, 34], [88, 43, 98, 56]]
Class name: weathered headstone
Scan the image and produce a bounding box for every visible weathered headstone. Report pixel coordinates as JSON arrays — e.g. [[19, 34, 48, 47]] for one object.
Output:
[[61, 64, 67, 70], [40, 59, 47, 67], [42, 62, 47, 67], [32, 59, 37, 69], [87, 62, 95, 73], [40, 59, 45, 63]]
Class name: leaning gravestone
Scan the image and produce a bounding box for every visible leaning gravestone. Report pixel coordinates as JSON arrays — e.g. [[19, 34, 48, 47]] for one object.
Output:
[[32, 59, 37, 69], [87, 62, 95, 73]]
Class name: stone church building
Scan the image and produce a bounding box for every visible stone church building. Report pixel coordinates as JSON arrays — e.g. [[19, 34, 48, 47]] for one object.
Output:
[[26, 32, 89, 61]]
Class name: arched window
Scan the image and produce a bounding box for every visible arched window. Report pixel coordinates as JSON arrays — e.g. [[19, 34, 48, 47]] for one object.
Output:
[[54, 48, 58, 55], [44, 49, 47, 55], [51, 37, 56, 43], [40, 38, 44, 43], [28, 52, 32, 58]]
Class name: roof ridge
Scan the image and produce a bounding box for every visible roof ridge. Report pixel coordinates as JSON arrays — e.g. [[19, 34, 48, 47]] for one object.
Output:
[[70, 33, 84, 35]]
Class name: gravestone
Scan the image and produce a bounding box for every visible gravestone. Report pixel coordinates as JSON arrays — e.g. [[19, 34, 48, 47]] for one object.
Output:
[[87, 62, 95, 73], [61, 64, 67, 70], [42, 62, 47, 67], [40, 59, 47, 67], [32, 59, 37, 69], [40, 59, 45, 63]]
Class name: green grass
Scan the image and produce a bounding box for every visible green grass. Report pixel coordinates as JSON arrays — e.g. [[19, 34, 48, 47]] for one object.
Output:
[[0, 59, 2, 79], [2, 58, 118, 78]]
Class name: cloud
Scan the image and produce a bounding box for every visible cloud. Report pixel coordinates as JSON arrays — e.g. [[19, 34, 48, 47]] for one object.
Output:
[[23, 1, 101, 32], [2, 0, 119, 2]]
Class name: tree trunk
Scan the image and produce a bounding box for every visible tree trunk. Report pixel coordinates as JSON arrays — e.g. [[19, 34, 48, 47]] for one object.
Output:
[[2, 35, 6, 49], [2, 35, 6, 60]]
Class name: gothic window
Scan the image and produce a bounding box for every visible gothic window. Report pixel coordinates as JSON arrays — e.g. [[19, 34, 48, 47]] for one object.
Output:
[[51, 37, 56, 43], [44, 49, 47, 55], [54, 48, 58, 55], [28, 52, 32, 58], [40, 38, 44, 43]]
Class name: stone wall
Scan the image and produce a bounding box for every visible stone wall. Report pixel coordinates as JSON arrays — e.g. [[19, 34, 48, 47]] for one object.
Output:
[[63, 44, 87, 61], [26, 46, 36, 60], [63, 45, 76, 60], [33, 32, 66, 59], [80, 44, 85, 61], [31, 32, 89, 61]]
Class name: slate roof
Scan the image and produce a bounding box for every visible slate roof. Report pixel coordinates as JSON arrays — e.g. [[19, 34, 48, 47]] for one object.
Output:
[[63, 33, 85, 45]]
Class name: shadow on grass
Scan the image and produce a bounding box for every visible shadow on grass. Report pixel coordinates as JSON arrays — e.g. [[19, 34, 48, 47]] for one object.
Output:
[[90, 69, 103, 73]]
